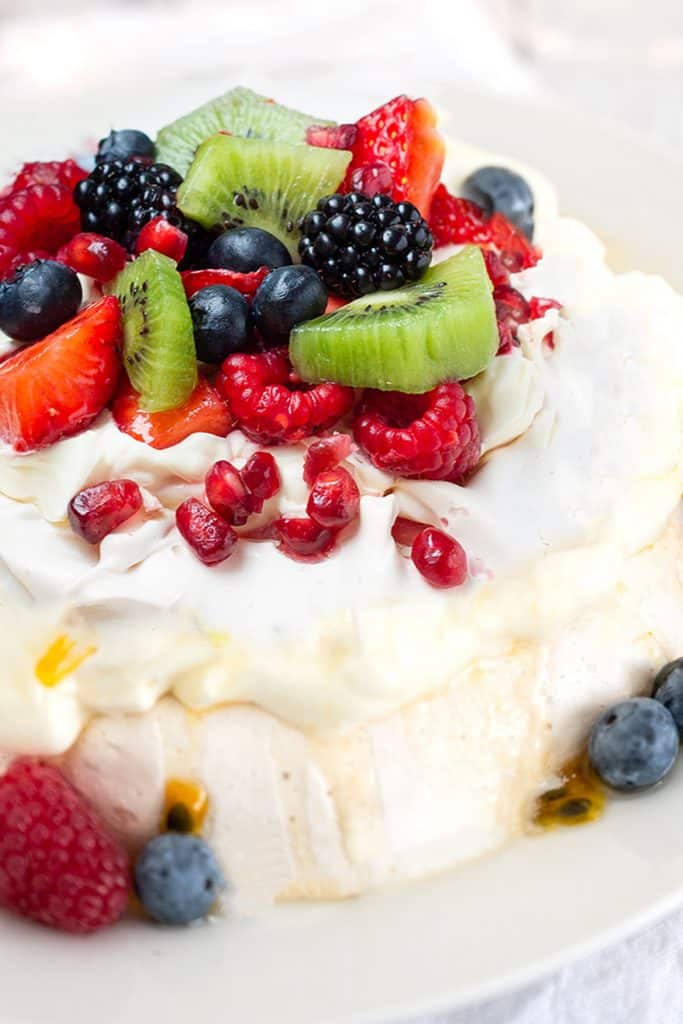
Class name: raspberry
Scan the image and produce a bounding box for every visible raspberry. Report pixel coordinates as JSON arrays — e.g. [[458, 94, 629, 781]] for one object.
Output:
[[354, 383, 480, 481], [241, 451, 281, 512], [205, 460, 252, 526], [428, 184, 539, 270], [307, 467, 360, 529], [68, 479, 143, 544], [217, 348, 354, 445], [0, 184, 81, 255], [7, 160, 88, 195], [136, 216, 188, 263], [176, 497, 238, 565], [411, 527, 468, 588], [57, 233, 127, 282], [303, 434, 354, 486], [273, 516, 337, 562], [0, 759, 129, 933]]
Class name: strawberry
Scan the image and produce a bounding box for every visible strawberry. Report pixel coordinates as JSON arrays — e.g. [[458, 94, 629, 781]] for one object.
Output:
[[428, 184, 540, 270], [0, 296, 122, 452], [112, 377, 233, 449], [181, 267, 269, 300]]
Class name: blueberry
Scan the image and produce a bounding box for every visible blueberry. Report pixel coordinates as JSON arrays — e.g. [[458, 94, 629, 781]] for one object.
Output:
[[588, 697, 679, 791], [135, 833, 226, 925], [207, 228, 292, 274], [653, 657, 683, 734], [189, 285, 249, 363], [96, 128, 155, 164], [462, 166, 535, 240], [251, 265, 327, 345], [0, 260, 82, 342]]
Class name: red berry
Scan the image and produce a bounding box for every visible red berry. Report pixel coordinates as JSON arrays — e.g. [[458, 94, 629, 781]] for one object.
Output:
[[354, 383, 480, 482], [303, 434, 354, 486], [487, 213, 539, 272], [205, 460, 252, 526], [7, 160, 88, 195], [494, 283, 530, 353], [0, 184, 81, 255], [273, 516, 337, 562], [411, 527, 468, 588], [483, 249, 510, 288], [112, 377, 233, 450], [181, 266, 270, 300], [217, 348, 354, 445], [428, 184, 540, 270], [136, 217, 188, 263], [307, 467, 360, 529], [0, 759, 129, 933], [242, 451, 281, 512], [57, 232, 127, 282], [176, 497, 238, 565], [348, 162, 394, 198], [68, 479, 143, 544]]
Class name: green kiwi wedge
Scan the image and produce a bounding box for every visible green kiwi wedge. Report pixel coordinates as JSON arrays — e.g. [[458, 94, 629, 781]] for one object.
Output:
[[176, 134, 351, 257], [112, 250, 197, 412], [290, 246, 498, 393], [156, 86, 334, 176]]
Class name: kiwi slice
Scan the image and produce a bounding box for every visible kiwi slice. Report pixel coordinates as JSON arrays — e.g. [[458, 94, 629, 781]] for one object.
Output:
[[176, 134, 351, 257], [290, 246, 498, 393], [112, 250, 197, 412], [156, 86, 334, 176]]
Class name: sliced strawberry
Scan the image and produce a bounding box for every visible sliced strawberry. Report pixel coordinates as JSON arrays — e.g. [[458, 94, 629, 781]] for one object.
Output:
[[112, 377, 233, 450], [428, 184, 540, 270], [324, 295, 349, 315], [0, 296, 122, 452], [0, 184, 81, 255], [181, 267, 270, 301]]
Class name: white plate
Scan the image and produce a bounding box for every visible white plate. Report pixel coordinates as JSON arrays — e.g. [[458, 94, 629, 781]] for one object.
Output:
[[1, 86, 682, 1024]]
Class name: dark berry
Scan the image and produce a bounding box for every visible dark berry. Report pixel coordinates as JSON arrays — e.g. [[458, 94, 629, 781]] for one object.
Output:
[[189, 285, 249, 363], [251, 265, 327, 346], [0, 259, 82, 341], [653, 658, 683, 734], [299, 192, 433, 298], [588, 698, 679, 791], [96, 129, 155, 165], [462, 166, 535, 240], [134, 833, 226, 925], [206, 228, 292, 274]]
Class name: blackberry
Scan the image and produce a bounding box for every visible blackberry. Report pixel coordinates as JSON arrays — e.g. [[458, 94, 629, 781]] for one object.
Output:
[[73, 159, 212, 265], [298, 192, 433, 298]]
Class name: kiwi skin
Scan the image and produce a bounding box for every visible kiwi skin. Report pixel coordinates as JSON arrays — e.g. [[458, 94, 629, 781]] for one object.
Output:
[[112, 250, 197, 413], [290, 246, 498, 393]]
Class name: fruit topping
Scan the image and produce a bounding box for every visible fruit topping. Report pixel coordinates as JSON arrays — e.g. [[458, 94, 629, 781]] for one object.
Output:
[[309, 96, 445, 216], [0, 259, 82, 341], [354, 382, 480, 481], [112, 249, 197, 412], [96, 128, 155, 165], [35, 633, 97, 689], [205, 460, 252, 526], [135, 216, 188, 263], [112, 377, 232, 449], [303, 434, 354, 486], [529, 296, 562, 320], [298, 192, 433, 298], [176, 496, 238, 565], [241, 451, 281, 511], [189, 285, 249, 363], [181, 266, 269, 300], [391, 516, 430, 547], [0, 759, 129, 933], [164, 778, 209, 835], [273, 516, 337, 562], [462, 166, 535, 240], [653, 658, 683, 735], [176, 134, 352, 258], [411, 527, 468, 588], [0, 296, 121, 452], [306, 467, 360, 529], [0, 183, 82, 261], [4, 159, 87, 196], [68, 479, 143, 544], [588, 698, 679, 792], [494, 283, 530, 354], [134, 833, 225, 925], [291, 246, 497, 393], [251, 265, 327, 346], [217, 348, 354, 445], [207, 227, 291, 274], [156, 85, 334, 176], [57, 232, 127, 282]]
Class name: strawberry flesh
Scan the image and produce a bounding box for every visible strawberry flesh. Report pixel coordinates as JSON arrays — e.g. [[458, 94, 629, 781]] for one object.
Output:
[[112, 377, 233, 450], [181, 267, 269, 300]]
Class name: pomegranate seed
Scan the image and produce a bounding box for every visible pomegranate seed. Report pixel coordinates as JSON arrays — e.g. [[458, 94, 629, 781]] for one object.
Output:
[[242, 451, 281, 513], [205, 460, 252, 526], [68, 479, 143, 544], [136, 217, 188, 263], [273, 516, 337, 562], [483, 249, 510, 288], [494, 284, 530, 327], [529, 296, 562, 320], [348, 162, 394, 198], [57, 232, 127, 282], [391, 516, 430, 547], [176, 497, 238, 565], [307, 467, 360, 529], [411, 527, 468, 589], [303, 434, 354, 487]]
